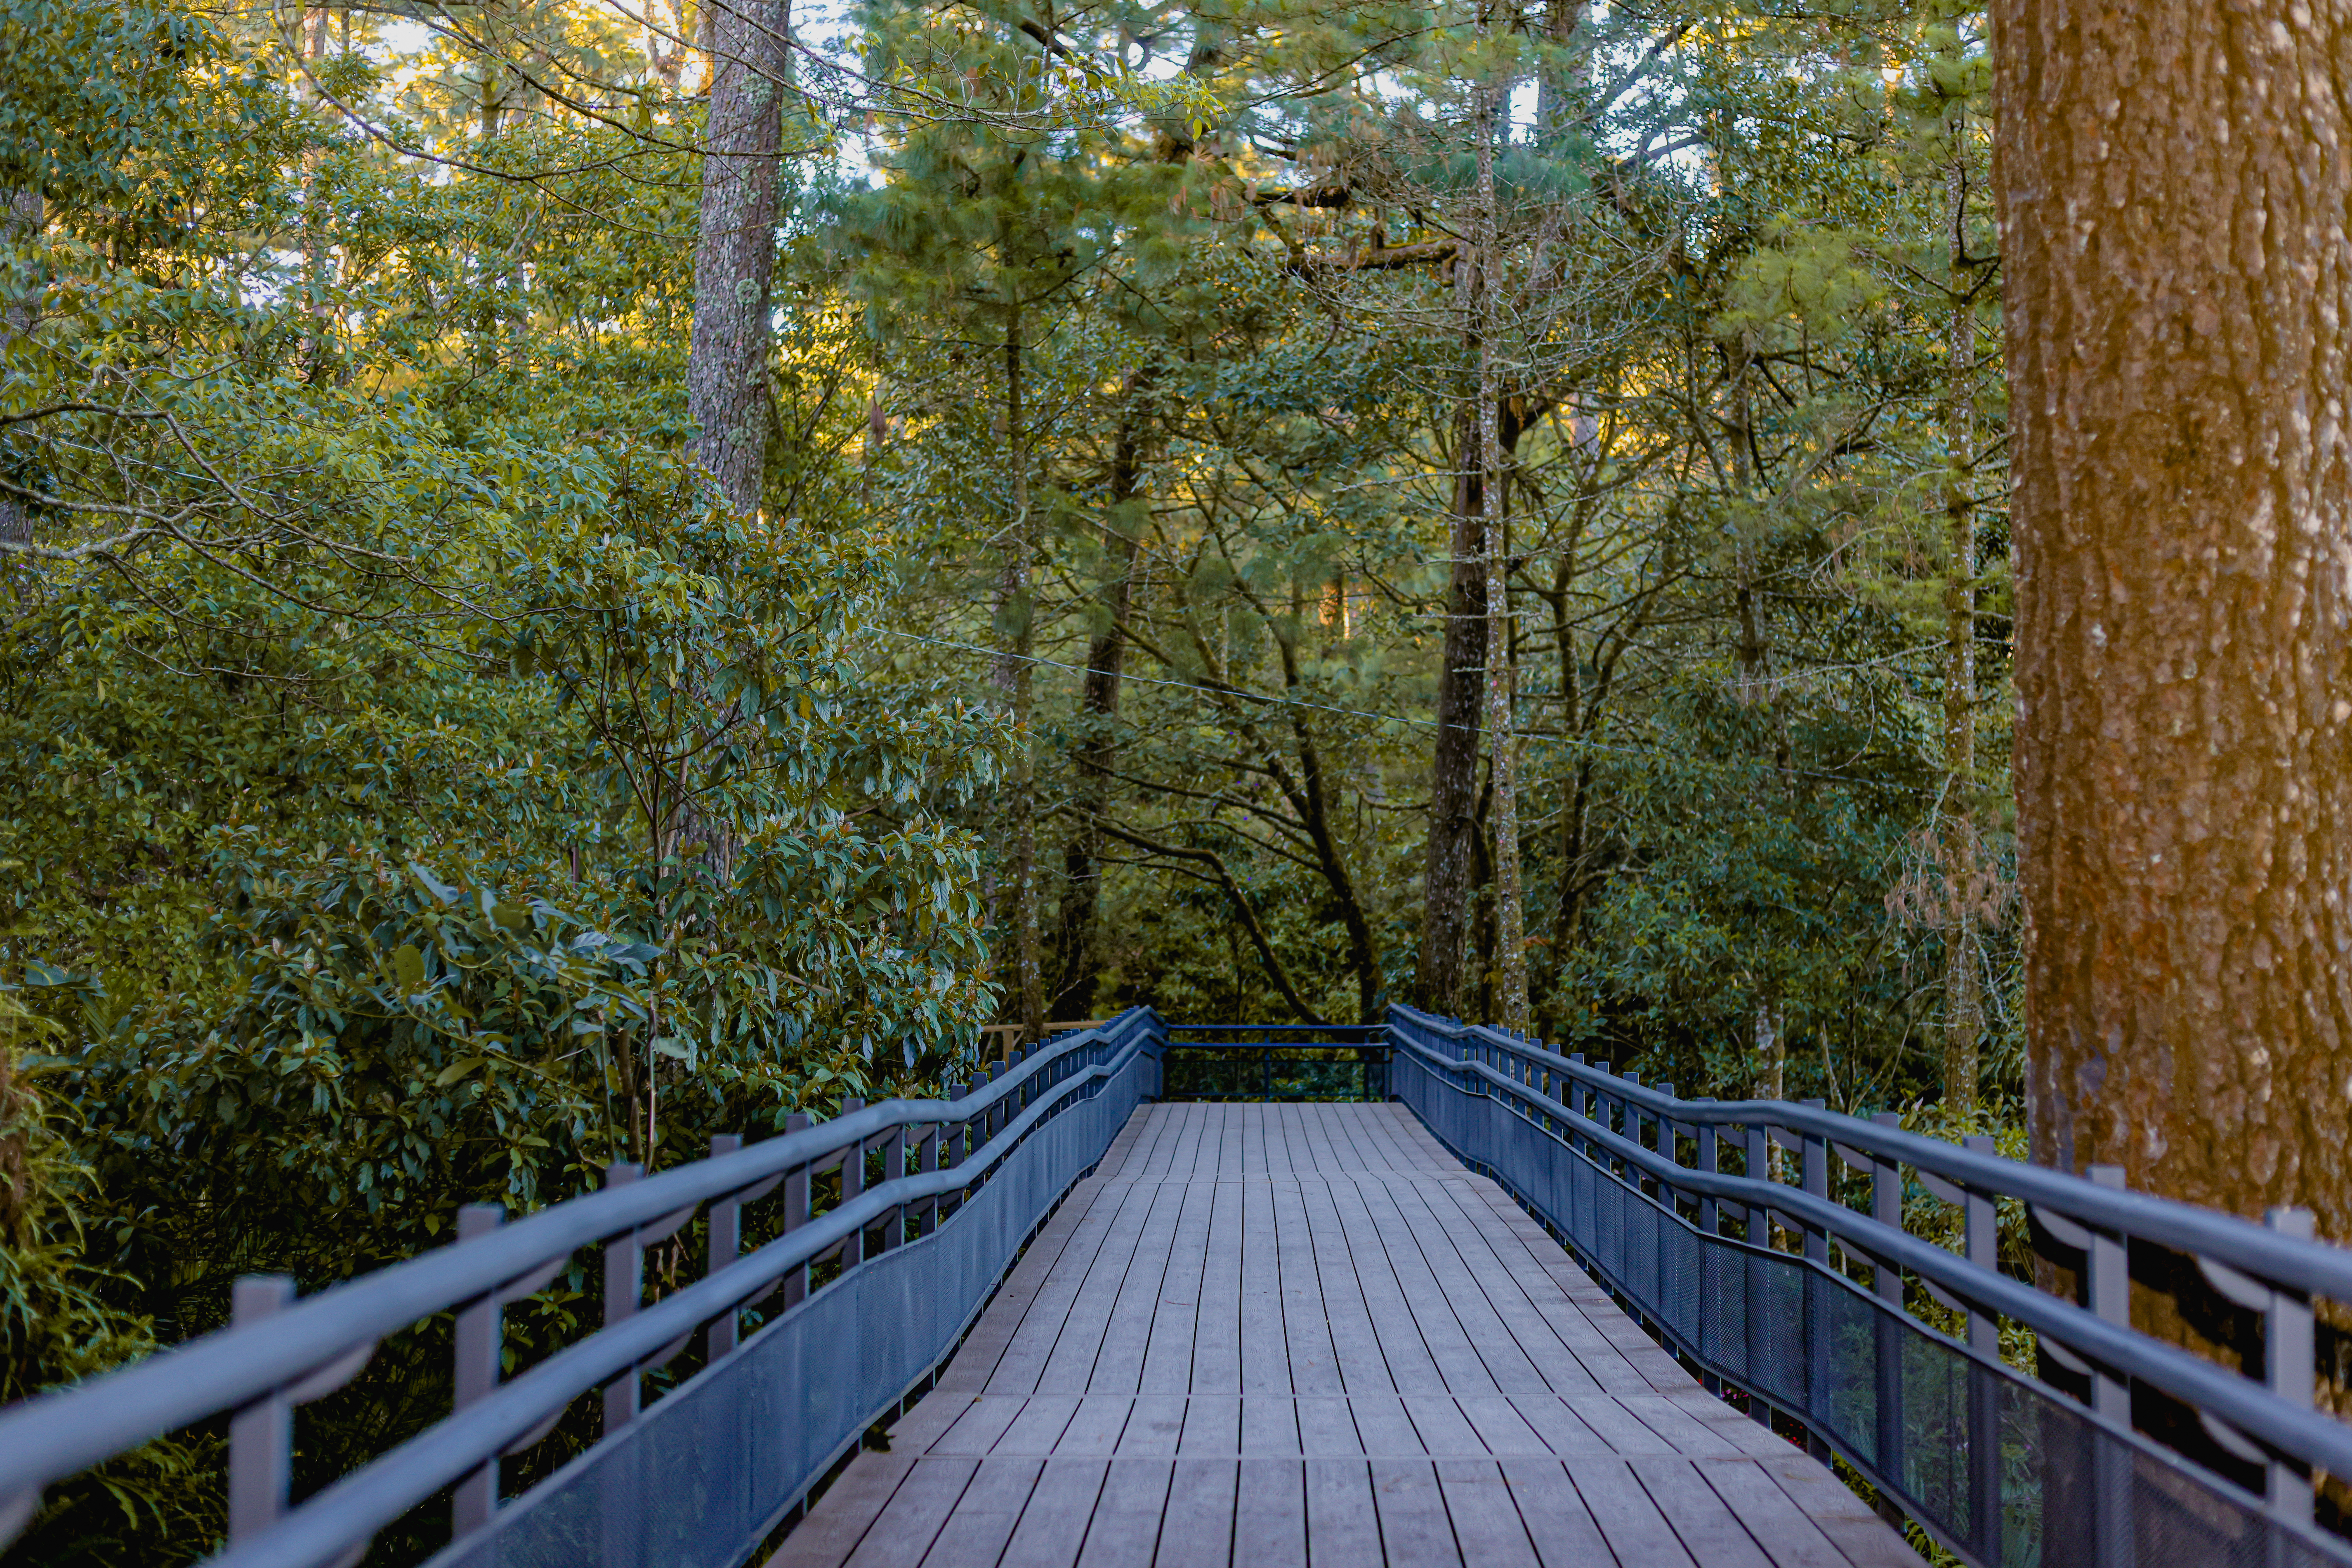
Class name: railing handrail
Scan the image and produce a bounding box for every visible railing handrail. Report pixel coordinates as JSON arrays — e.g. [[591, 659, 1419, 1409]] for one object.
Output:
[[1386, 1026, 2352, 1480], [1391, 1002, 2352, 1302], [202, 1018, 1164, 1568], [0, 1006, 1161, 1544]]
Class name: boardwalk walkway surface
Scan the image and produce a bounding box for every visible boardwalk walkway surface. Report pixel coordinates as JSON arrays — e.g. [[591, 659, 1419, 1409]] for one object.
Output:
[[771, 1102, 1922, 1568]]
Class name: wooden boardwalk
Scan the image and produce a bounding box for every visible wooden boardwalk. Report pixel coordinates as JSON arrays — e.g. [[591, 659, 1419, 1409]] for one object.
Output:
[[771, 1103, 1920, 1568]]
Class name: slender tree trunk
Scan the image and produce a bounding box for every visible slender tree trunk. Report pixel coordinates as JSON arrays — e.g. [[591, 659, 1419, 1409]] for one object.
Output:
[[0, 188, 39, 559], [1418, 400, 1489, 1016], [1993, 0, 2352, 1219], [1052, 368, 1150, 1019], [1939, 140, 1983, 1117], [684, 0, 787, 515], [994, 307, 1044, 1044], [1475, 57, 1531, 1033]]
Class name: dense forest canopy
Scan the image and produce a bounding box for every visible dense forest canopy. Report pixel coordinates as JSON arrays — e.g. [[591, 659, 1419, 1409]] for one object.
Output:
[[0, 0, 2026, 1555]]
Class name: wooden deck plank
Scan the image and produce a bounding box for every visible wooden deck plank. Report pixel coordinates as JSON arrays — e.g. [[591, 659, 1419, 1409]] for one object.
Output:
[[1137, 1180, 1215, 1396], [1239, 1175, 1292, 1395], [1075, 1181, 1190, 1395], [1434, 1458, 1543, 1567], [1304, 1460, 1383, 1568], [1368, 1459, 1460, 1566], [1191, 1179, 1244, 1395], [998, 1459, 1110, 1568], [834, 1460, 974, 1568], [1231, 1457, 1309, 1566], [1498, 1458, 1618, 1568], [1115, 1395, 1186, 1456], [774, 1103, 1920, 1568], [1297, 1178, 1401, 1395], [1074, 1460, 1174, 1568], [1156, 1461, 1238, 1568], [993, 1395, 1082, 1455], [1694, 1458, 1855, 1568], [1272, 1179, 1345, 1394], [1295, 1396, 1364, 1458], [1032, 1181, 1175, 1396], [918, 1455, 1044, 1567], [1632, 1457, 1776, 1568], [764, 1453, 918, 1568], [1570, 1455, 1702, 1568]]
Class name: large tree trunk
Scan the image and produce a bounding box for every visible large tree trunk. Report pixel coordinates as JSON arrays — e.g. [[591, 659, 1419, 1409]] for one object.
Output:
[[684, 0, 786, 515], [1052, 369, 1149, 1019], [1993, 0, 2352, 1218]]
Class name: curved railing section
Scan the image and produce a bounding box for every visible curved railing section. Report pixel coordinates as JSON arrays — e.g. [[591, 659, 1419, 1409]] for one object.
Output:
[[1387, 1002, 2352, 1568], [0, 1007, 1168, 1568]]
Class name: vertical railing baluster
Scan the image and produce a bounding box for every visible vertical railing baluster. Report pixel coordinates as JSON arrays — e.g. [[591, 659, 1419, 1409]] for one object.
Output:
[[227, 1275, 296, 1543], [1868, 1114, 1904, 1518], [783, 1111, 811, 1307], [707, 1135, 743, 1360], [840, 1100, 867, 1266], [880, 1119, 906, 1252], [1961, 1133, 2002, 1559], [602, 1162, 643, 1435], [1799, 1103, 1831, 1458], [1745, 1120, 1770, 1428], [2267, 1206, 2317, 1533], [453, 1203, 505, 1535], [1696, 1111, 1718, 1236], [2087, 1164, 2134, 1568], [918, 1121, 941, 1237]]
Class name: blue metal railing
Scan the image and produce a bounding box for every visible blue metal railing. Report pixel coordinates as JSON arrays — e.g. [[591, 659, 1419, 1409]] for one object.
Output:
[[1159, 1023, 1387, 1101], [0, 1008, 1168, 1568], [1386, 1003, 2352, 1568]]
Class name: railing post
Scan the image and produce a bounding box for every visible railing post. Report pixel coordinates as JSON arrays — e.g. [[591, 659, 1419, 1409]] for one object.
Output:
[[783, 1111, 811, 1306], [228, 1275, 296, 1544], [1745, 1120, 1771, 1428], [1799, 1101, 1831, 1458], [602, 1162, 644, 1435], [840, 1100, 867, 1266], [2087, 1164, 2134, 1568], [1868, 1115, 1903, 1514], [1696, 1109, 1718, 1236], [879, 1118, 906, 1253], [453, 1204, 505, 1536], [2267, 1206, 2316, 1528], [707, 1135, 744, 1360], [1800, 1101, 1829, 1266], [918, 1120, 941, 1237], [1961, 1133, 2003, 1558]]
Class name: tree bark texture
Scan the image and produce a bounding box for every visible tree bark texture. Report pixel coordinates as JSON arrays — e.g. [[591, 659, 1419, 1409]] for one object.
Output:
[[1418, 401, 1489, 1015], [993, 311, 1045, 1043], [1052, 369, 1149, 1019], [1418, 398, 1530, 1015], [685, 0, 786, 516], [1474, 65, 1531, 1033], [1993, 0, 2352, 1219], [0, 188, 41, 559], [1941, 143, 1984, 1116]]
